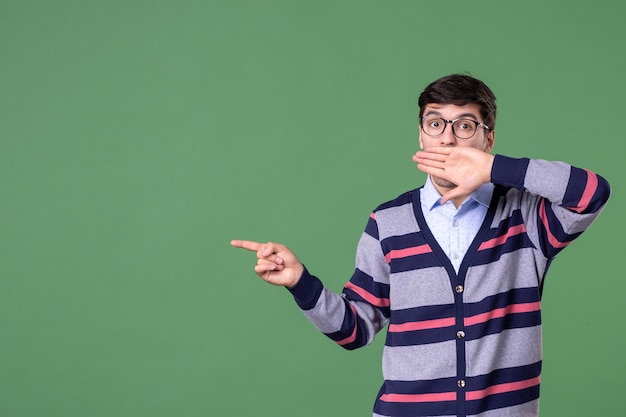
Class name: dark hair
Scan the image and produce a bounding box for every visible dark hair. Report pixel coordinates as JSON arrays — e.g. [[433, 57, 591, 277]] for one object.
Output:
[[418, 74, 497, 129]]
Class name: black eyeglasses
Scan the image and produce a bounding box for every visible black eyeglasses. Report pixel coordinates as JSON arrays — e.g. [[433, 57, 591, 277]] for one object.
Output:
[[419, 117, 490, 139]]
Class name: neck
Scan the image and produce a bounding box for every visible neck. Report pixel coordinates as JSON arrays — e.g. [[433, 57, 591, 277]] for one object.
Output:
[[430, 177, 468, 208]]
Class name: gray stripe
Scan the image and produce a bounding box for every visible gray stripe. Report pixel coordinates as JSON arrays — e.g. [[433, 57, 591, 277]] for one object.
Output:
[[382, 341, 456, 381]]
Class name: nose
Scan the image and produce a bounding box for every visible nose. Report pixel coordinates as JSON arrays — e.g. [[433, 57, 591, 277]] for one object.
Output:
[[439, 122, 457, 146]]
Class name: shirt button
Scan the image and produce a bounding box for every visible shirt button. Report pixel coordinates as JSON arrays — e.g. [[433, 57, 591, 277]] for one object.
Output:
[[452, 219, 459, 227], [455, 285, 464, 293], [458, 380, 466, 388], [457, 331, 466, 339], [452, 252, 459, 260]]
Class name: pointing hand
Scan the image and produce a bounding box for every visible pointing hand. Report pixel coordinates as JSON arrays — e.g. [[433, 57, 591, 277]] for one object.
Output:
[[230, 240, 304, 288]]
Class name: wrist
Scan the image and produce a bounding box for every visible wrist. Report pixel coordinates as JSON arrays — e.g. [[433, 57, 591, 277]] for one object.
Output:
[[287, 265, 325, 310], [287, 263, 304, 289], [484, 153, 495, 183]]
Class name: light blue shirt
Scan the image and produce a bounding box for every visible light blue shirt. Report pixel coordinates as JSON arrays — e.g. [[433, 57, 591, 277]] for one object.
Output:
[[420, 176, 494, 272]]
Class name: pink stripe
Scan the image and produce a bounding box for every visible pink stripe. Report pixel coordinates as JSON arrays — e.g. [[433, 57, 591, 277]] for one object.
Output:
[[384, 244, 432, 263], [466, 376, 541, 401], [568, 169, 598, 213], [478, 224, 526, 251], [389, 317, 455, 333], [335, 305, 358, 345], [344, 282, 390, 307], [464, 302, 541, 327], [380, 391, 456, 403], [370, 212, 376, 220], [539, 200, 570, 249]]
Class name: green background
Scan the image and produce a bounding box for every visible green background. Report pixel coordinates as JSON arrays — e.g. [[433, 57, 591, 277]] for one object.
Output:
[[1, 1, 623, 416]]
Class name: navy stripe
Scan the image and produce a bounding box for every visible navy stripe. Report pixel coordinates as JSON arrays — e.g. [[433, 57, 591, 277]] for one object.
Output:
[[325, 299, 370, 350], [343, 269, 391, 318], [375, 190, 414, 212], [374, 378, 457, 417], [561, 167, 610, 214], [288, 267, 324, 311], [589, 173, 611, 213], [465, 288, 540, 317], [392, 303, 455, 325], [562, 166, 591, 210], [467, 384, 540, 415], [389, 254, 441, 273], [381, 232, 430, 252], [374, 399, 456, 417], [364, 215, 379, 240], [381, 376, 456, 394], [470, 362, 541, 390], [387, 304, 456, 346], [466, 311, 541, 340], [466, 362, 542, 415], [463, 289, 541, 340], [491, 155, 530, 190], [386, 326, 456, 347], [473, 236, 535, 265], [381, 232, 440, 273], [537, 201, 583, 257], [481, 209, 525, 240], [541, 201, 582, 242], [345, 269, 390, 301], [475, 210, 536, 264]]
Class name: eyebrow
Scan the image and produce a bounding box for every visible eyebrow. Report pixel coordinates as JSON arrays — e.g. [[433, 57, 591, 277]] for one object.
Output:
[[423, 110, 481, 121]]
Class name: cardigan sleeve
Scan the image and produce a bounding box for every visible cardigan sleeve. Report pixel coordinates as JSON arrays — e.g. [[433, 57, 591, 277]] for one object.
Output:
[[288, 213, 391, 350], [491, 154, 611, 259]]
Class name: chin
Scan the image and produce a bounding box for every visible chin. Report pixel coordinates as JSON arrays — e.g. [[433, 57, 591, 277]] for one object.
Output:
[[433, 176, 457, 189]]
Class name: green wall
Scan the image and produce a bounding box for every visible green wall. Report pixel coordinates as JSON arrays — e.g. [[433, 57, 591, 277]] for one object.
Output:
[[1, 1, 623, 416]]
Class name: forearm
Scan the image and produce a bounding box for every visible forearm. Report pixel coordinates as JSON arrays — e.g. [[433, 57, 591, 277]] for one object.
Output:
[[490, 154, 611, 213], [288, 267, 378, 350], [491, 154, 611, 258]]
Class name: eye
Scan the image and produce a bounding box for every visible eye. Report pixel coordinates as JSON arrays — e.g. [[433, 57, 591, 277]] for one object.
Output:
[[456, 120, 475, 131], [426, 118, 443, 128]]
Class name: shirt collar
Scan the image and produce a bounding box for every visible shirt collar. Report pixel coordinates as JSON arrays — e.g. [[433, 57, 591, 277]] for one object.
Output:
[[423, 176, 493, 211]]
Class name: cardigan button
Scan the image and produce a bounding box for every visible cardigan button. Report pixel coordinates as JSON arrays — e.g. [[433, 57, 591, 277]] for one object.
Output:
[[455, 285, 464, 293], [458, 380, 466, 388], [457, 331, 466, 339]]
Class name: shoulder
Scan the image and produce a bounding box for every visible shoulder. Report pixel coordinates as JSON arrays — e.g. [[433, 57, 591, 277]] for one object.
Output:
[[373, 187, 422, 215], [365, 188, 426, 242]]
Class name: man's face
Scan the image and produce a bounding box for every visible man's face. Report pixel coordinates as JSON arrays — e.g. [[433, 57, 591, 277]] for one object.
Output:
[[419, 102, 495, 189]]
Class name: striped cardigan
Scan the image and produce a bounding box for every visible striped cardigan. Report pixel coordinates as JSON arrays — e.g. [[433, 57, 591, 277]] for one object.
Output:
[[288, 155, 610, 417]]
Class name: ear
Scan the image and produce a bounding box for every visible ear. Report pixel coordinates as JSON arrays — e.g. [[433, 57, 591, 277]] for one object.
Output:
[[484, 129, 495, 153], [418, 132, 424, 150]]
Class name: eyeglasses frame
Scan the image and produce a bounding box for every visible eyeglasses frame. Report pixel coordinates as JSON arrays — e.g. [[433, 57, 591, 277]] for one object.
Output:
[[419, 116, 491, 139]]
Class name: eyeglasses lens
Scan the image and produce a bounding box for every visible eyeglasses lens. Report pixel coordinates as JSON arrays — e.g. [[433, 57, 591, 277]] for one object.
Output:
[[421, 118, 477, 139]]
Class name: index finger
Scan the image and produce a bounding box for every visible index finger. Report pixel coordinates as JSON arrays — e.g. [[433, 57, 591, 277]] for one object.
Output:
[[230, 240, 263, 252]]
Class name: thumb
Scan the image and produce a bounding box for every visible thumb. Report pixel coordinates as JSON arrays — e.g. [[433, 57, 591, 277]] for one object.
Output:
[[260, 241, 289, 258], [439, 187, 467, 205]]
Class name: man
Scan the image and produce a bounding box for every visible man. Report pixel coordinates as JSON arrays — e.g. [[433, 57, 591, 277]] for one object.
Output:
[[231, 74, 611, 416]]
